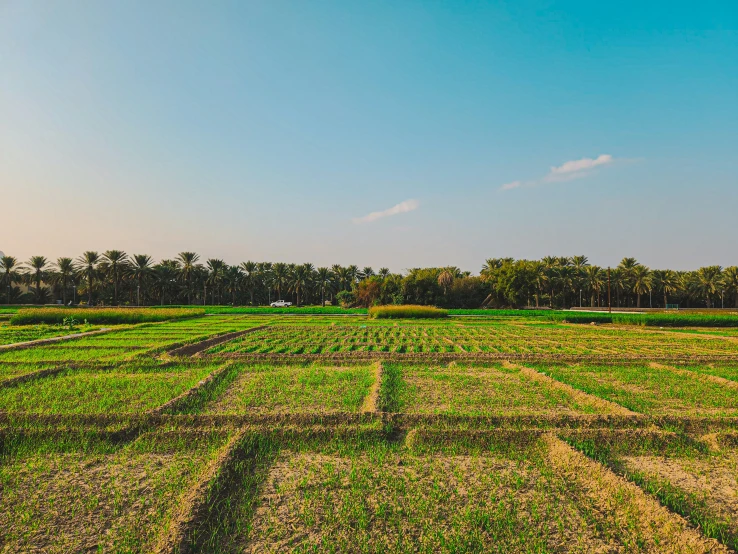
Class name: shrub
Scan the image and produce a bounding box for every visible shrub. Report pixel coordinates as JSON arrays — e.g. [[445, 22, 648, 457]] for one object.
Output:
[[10, 307, 204, 325], [369, 305, 448, 319]]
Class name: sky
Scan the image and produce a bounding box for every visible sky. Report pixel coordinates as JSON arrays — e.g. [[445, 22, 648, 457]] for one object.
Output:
[[2, 1, 737, 274]]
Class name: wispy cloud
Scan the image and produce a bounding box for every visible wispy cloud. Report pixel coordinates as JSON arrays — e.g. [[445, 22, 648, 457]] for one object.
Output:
[[353, 199, 419, 224], [500, 154, 619, 191]]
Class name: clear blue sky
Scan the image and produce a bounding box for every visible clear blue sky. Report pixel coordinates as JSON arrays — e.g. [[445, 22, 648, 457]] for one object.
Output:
[[2, 1, 736, 273]]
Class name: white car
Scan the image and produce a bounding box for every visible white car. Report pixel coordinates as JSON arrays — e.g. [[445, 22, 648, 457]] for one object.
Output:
[[270, 300, 292, 307]]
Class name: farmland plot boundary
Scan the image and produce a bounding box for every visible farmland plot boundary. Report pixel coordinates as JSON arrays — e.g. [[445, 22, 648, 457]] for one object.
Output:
[[166, 325, 270, 358]]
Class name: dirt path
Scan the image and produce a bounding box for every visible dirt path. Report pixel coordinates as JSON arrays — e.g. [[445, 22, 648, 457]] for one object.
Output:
[[360, 361, 383, 413]]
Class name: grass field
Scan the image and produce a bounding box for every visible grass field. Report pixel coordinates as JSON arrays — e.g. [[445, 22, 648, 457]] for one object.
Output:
[[2, 309, 738, 552]]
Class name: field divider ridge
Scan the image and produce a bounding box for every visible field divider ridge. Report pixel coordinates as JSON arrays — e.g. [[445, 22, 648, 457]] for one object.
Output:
[[503, 360, 638, 416], [165, 325, 269, 358], [360, 361, 383, 413], [0, 367, 67, 389], [543, 434, 730, 553], [206, 351, 738, 364], [649, 362, 738, 389], [151, 429, 247, 554], [149, 361, 237, 415], [0, 327, 115, 352]]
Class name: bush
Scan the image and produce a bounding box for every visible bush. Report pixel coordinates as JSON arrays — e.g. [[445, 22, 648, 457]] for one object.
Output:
[[10, 307, 204, 325], [369, 305, 448, 319]]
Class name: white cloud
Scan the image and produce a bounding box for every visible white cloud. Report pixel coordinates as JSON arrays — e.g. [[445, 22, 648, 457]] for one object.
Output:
[[500, 154, 618, 191], [353, 199, 419, 224]]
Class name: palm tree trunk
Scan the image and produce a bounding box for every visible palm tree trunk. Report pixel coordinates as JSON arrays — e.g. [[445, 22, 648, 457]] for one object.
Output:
[[88, 271, 93, 305], [637, 294, 641, 308], [591, 293, 596, 308]]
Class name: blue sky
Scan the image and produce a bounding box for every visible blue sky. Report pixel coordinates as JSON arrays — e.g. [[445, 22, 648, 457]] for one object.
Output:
[[2, 1, 736, 273]]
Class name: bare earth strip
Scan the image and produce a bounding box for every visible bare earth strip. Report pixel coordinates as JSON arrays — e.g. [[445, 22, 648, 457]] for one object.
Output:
[[167, 326, 269, 358], [545, 435, 729, 553], [650, 362, 738, 389], [0, 327, 113, 351], [360, 361, 382, 413], [504, 361, 638, 416], [152, 430, 245, 554]]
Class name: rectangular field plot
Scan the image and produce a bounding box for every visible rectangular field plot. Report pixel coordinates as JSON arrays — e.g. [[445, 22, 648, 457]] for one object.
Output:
[[387, 364, 614, 416], [202, 364, 375, 414], [203, 322, 738, 358], [0, 324, 103, 346], [0, 362, 57, 382], [0, 431, 230, 554], [205, 438, 713, 553], [535, 363, 738, 416], [0, 363, 220, 414]]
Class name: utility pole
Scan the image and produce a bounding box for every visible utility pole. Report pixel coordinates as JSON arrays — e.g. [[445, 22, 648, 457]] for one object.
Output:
[[607, 267, 612, 314]]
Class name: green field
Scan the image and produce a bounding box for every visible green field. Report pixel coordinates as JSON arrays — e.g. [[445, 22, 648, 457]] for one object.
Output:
[[1, 310, 737, 552]]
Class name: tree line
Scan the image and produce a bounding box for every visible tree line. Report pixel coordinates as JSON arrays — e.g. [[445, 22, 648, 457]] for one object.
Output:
[[1, 252, 737, 309]]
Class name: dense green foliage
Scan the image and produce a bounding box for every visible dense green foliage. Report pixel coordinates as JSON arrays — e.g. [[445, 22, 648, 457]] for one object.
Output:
[[548, 311, 738, 327], [10, 307, 204, 325], [6, 250, 737, 310]]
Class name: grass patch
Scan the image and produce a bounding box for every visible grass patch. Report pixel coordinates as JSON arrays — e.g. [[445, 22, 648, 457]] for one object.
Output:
[[201, 364, 375, 414]]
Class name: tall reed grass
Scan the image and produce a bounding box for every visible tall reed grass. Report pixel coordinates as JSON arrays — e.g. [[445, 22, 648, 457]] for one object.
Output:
[[369, 305, 448, 319], [10, 307, 204, 325]]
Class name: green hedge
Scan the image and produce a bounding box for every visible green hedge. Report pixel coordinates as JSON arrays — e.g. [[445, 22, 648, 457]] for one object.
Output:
[[10, 308, 205, 325], [548, 312, 738, 327]]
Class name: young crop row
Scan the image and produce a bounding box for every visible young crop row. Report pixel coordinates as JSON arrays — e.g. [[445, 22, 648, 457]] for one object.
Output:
[[203, 322, 738, 359]]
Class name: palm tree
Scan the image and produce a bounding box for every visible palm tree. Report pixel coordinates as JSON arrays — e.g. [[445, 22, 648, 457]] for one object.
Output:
[[530, 261, 546, 308], [315, 267, 332, 307], [129, 254, 154, 306], [438, 268, 454, 296], [571, 255, 589, 307], [360, 267, 374, 280], [293, 263, 315, 306], [206, 259, 226, 304], [54, 257, 75, 305], [631, 265, 651, 308], [617, 257, 639, 307], [176, 252, 200, 305], [723, 267, 738, 309], [223, 266, 242, 305], [0, 255, 20, 305], [583, 266, 603, 307], [75, 251, 100, 305], [555, 265, 576, 308], [695, 266, 723, 308], [541, 256, 558, 307], [153, 261, 179, 305], [652, 269, 680, 308], [378, 268, 390, 279], [101, 250, 128, 305], [347, 265, 359, 287], [240, 261, 258, 305], [270, 262, 289, 301], [332, 265, 351, 293], [25, 256, 49, 304]]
